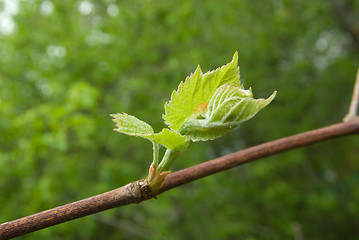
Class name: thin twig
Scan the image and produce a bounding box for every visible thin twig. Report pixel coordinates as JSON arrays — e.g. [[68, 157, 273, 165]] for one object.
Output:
[[1, 119, 359, 239], [344, 68, 359, 121]]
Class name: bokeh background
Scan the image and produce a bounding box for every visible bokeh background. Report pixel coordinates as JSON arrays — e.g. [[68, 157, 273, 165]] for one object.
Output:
[[1, 0, 359, 239]]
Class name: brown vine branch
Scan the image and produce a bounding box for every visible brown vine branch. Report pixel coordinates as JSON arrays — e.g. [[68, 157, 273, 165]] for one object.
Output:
[[1, 73, 359, 239], [1, 119, 358, 239]]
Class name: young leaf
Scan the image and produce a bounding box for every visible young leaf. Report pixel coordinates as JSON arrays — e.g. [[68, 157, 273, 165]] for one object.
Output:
[[163, 52, 240, 131], [110, 113, 154, 139], [153, 128, 189, 151], [111, 113, 189, 151], [179, 84, 277, 141]]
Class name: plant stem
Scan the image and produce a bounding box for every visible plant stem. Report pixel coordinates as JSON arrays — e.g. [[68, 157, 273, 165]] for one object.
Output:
[[151, 142, 159, 168], [157, 149, 181, 172]]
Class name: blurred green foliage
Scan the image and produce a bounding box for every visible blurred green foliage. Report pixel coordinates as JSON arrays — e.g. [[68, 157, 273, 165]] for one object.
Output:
[[1, 0, 359, 239]]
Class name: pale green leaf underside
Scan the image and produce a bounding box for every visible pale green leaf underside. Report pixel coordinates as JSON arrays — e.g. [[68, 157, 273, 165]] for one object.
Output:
[[111, 113, 154, 138], [111, 113, 189, 151], [163, 52, 240, 131], [179, 84, 277, 141]]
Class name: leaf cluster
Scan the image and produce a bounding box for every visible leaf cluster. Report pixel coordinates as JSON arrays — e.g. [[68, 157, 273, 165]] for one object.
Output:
[[111, 52, 276, 179]]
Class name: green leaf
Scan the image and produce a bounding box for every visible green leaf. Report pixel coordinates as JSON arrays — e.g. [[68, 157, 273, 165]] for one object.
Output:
[[179, 84, 277, 141], [163, 52, 240, 131], [110, 113, 154, 139], [111, 113, 189, 151], [205, 84, 277, 124], [153, 128, 189, 151]]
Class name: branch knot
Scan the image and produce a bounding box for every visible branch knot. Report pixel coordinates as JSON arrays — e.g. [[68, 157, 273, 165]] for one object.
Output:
[[126, 180, 152, 203]]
